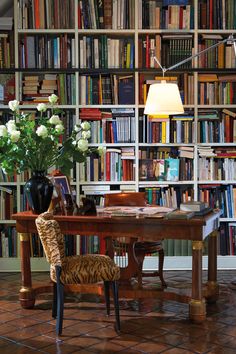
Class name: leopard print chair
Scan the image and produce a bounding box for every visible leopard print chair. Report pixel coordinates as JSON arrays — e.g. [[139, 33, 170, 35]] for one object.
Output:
[[35, 212, 120, 335]]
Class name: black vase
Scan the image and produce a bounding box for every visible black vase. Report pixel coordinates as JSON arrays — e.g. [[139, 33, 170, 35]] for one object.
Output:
[[24, 171, 53, 214]]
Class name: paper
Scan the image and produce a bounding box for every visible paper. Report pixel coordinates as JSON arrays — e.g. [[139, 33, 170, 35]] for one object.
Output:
[[98, 206, 175, 216]]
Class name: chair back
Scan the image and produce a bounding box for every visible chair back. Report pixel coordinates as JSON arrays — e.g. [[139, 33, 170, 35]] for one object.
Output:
[[35, 212, 65, 267], [104, 192, 147, 207]]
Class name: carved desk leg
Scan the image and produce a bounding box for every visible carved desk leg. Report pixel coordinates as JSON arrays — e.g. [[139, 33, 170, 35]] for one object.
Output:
[[206, 230, 219, 303], [19, 233, 35, 308], [189, 241, 206, 323]]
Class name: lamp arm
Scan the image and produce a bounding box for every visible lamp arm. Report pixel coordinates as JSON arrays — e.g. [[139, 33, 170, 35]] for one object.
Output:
[[153, 34, 236, 74]]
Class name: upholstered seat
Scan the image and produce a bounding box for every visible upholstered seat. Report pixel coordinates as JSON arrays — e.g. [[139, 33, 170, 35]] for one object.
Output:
[[104, 192, 166, 288], [35, 212, 120, 335]]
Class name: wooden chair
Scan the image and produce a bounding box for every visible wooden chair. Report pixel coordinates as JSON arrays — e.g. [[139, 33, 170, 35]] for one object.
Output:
[[104, 192, 166, 288], [35, 211, 121, 335]]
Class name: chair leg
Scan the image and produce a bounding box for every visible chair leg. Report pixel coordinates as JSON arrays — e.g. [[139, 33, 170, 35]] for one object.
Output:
[[104, 281, 110, 316], [135, 250, 145, 288], [56, 266, 64, 336], [158, 249, 167, 288], [52, 282, 57, 318], [112, 281, 120, 332]]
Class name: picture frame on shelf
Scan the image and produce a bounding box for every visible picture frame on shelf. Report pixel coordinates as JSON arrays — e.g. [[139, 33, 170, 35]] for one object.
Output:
[[50, 175, 74, 215]]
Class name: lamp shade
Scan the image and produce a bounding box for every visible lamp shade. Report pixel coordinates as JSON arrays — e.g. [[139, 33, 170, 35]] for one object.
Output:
[[144, 80, 184, 115]]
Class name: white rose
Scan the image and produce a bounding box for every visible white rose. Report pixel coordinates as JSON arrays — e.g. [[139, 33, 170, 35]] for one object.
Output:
[[37, 103, 47, 112], [77, 139, 88, 152], [36, 125, 48, 138], [81, 121, 90, 131], [74, 124, 80, 132], [48, 94, 58, 105], [49, 115, 61, 125], [10, 130, 20, 142], [98, 145, 105, 156], [8, 100, 19, 112], [82, 130, 91, 139], [0, 125, 7, 137], [55, 124, 64, 133], [6, 120, 17, 132]]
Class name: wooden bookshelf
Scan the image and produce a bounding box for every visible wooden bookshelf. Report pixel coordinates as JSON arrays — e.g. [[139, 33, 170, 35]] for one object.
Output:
[[1, 0, 236, 270]]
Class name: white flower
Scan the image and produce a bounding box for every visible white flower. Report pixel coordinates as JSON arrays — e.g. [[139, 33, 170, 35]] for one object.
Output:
[[37, 103, 47, 112], [55, 124, 64, 133], [48, 94, 58, 105], [0, 125, 7, 137], [8, 100, 19, 112], [36, 125, 48, 138], [98, 145, 105, 156], [81, 121, 90, 131], [82, 130, 91, 139], [77, 139, 88, 152], [49, 115, 62, 125], [10, 130, 20, 142], [72, 140, 77, 146], [74, 124, 80, 132], [6, 120, 17, 132]]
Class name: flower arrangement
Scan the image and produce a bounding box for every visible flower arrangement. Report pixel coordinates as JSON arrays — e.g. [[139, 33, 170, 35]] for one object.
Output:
[[0, 94, 98, 176]]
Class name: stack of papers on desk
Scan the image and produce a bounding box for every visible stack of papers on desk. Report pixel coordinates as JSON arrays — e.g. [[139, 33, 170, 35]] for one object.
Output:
[[98, 206, 174, 217]]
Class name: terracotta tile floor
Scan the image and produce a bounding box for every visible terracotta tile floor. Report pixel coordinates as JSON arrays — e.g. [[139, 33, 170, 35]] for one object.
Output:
[[1, 270, 236, 353]]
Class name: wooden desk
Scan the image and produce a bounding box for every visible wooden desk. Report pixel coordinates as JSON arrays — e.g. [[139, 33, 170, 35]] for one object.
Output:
[[12, 210, 220, 323]]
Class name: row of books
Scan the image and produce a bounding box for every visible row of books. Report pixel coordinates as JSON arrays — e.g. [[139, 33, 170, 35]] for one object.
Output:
[[139, 1, 193, 29], [139, 113, 194, 144], [0, 227, 17, 258], [17, 0, 235, 32], [10, 33, 236, 72], [0, 32, 14, 69], [219, 223, 236, 256], [4, 71, 236, 107], [18, 0, 75, 29], [80, 108, 135, 144], [20, 74, 76, 105], [19, 34, 75, 69], [78, 0, 135, 30], [199, 157, 236, 181], [144, 185, 194, 207], [79, 74, 134, 105], [79, 36, 134, 69], [199, 80, 236, 105], [139, 34, 193, 69], [79, 148, 135, 182], [139, 156, 193, 182], [199, 184, 236, 218], [0, 187, 17, 220], [198, 34, 236, 69], [198, 0, 236, 30]]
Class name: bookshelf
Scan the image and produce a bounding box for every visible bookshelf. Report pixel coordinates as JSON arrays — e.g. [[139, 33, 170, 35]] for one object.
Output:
[[1, 0, 236, 271]]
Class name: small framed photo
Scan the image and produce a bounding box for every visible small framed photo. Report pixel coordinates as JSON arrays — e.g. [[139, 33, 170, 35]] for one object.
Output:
[[52, 175, 74, 214]]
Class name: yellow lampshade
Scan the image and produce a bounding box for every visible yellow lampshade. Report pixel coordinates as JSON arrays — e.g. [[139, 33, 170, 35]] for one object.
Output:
[[144, 80, 184, 115]]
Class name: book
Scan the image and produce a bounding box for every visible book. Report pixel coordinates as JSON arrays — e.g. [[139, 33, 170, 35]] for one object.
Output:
[[164, 158, 179, 182], [180, 201, 208, 212], [165, 209, 195, 219], [118, 75, 135, 104]]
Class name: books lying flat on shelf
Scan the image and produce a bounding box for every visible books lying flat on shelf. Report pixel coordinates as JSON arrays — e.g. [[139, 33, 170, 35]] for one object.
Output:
[[165, 210, 195, 219], [180, 201, 208, 212]]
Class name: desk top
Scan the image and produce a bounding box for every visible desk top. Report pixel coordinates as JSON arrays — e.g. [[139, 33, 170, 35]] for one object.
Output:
[[12, 210, 221, 241]]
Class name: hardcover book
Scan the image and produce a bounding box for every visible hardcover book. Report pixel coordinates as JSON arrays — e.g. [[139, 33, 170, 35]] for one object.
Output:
[[180, 201, 208, 212], [165, 209, 195, 219]]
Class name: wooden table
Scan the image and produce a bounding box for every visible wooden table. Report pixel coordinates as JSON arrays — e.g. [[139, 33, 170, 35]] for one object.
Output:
[[12, 210, 220, 323]]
